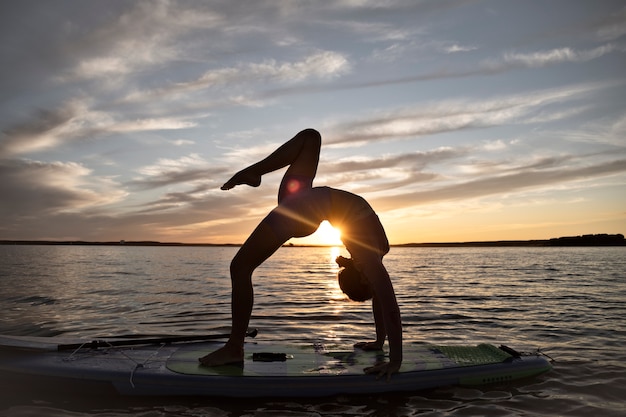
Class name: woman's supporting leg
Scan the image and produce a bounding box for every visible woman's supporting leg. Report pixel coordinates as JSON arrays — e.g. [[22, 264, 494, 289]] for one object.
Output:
[[199, 221, 285, 366]]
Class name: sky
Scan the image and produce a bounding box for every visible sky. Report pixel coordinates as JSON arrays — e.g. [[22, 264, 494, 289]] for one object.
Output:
[[1, 0, 625, 245]]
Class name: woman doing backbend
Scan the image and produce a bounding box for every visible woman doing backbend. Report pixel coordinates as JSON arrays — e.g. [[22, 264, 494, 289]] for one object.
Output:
[[199, 128, 402, 380]]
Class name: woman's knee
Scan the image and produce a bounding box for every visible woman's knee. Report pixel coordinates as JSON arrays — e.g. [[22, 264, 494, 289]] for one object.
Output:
[[230, 224, 283, 279], [230, 257, 254, 281], [298, 128, 322, 149], [230, 244, 259, 278], [299, 128, 321, 140]]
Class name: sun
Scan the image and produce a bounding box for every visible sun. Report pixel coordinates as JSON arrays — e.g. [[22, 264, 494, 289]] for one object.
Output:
[[319, 221, 342, 245], [312, 220, 342, 246]]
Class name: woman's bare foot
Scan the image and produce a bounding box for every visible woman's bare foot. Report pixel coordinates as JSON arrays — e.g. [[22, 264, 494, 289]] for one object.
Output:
[[221, 168, 261, 190], [198, 344, 244, 366]]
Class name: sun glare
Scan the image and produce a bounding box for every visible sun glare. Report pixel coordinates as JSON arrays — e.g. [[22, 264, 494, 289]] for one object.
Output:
[[288, 220, 343, 246], [315, 220, 342, 246]]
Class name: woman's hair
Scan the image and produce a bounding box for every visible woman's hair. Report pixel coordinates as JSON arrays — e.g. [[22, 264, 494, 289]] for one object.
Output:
[[336, 256, 372, 302]]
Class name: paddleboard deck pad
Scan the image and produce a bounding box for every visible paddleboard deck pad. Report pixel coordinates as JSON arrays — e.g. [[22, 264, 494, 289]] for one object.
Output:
[[0, 335, 552, 397]]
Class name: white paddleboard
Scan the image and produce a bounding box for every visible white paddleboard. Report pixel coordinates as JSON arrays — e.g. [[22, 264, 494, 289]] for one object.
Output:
[[0, 334, 552, 397]]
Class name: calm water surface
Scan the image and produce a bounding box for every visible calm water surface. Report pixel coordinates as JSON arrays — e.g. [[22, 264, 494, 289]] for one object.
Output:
[[0, 245, 625, 416]]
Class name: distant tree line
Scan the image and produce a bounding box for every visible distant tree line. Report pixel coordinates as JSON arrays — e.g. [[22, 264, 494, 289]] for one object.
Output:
[[394, 234, 625, 247], [546, 234, 625, 246]]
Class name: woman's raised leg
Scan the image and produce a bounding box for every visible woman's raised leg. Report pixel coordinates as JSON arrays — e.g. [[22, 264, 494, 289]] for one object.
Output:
[[221, 129, 321, 191]]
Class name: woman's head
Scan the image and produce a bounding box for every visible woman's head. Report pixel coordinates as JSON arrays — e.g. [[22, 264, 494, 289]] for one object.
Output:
[[336, 256, 372, 302]]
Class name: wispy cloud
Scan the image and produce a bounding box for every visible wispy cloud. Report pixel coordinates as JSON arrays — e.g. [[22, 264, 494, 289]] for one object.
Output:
[[540, 5, 626, 43], [546, 112, 626, 147], [367, 38, 477, 63], [323, 147, 467, 174], [326, 83, 606, 145], [0, 99, 110, 157], [58, 1, 222, 85], [0, 158, 126, 219], [128, 154, 223, 191], [594, 7, 626, 41], [122, 50, 350, 104], [497, 44, 621, 68], [374, 158, 626, 211], [260, 42, 622, 101], [0, 99, 197, 157], [444, 44, 478, 53]]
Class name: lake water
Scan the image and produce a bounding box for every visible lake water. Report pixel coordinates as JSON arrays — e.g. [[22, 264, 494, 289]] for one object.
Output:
[[0, 245, 625, 416]]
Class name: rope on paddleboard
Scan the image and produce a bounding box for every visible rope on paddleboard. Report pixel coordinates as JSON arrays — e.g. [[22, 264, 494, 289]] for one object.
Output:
[[62, 339, 168, 389], [63, 340, 107, 361], [124, 343, 166, 389]]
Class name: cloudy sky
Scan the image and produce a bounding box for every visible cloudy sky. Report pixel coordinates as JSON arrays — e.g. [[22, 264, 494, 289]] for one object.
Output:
[[1, 0, 625, 245]]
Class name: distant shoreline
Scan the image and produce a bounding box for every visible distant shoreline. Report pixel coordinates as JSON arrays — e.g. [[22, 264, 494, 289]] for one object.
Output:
[[1, 234, 624, 247]]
